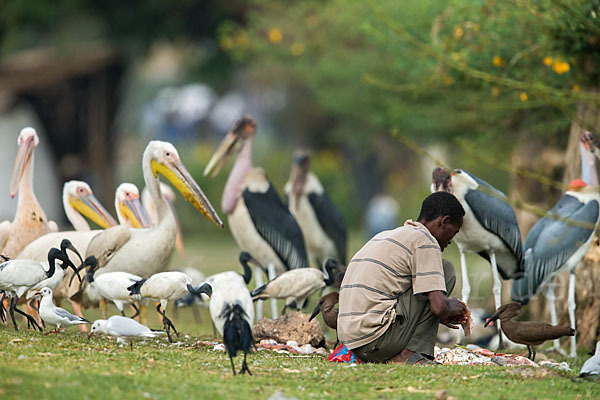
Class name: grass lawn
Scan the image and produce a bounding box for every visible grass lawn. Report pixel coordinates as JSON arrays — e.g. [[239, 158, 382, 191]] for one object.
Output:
[[1, 232, 599, 399]]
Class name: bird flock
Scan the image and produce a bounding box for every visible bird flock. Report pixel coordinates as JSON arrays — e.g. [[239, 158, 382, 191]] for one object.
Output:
[[2, 121, 600, 379]]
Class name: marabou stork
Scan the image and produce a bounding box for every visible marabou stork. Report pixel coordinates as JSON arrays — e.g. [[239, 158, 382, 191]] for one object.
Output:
[[203, 116, 308, 319], [284, 152, 347, 268], [511, 133, 600, 357], [432, 168, 524, 347]]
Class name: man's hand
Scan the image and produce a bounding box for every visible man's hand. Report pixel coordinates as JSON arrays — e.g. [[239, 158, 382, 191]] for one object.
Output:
[[428, 292, 468, 328]]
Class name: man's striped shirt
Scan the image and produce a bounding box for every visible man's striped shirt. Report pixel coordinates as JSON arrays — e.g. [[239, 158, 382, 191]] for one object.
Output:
[[338, 220, 446, 349]]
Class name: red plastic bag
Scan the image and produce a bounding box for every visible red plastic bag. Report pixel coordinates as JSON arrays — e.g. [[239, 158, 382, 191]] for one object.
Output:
[[327, 343, 362, 363]]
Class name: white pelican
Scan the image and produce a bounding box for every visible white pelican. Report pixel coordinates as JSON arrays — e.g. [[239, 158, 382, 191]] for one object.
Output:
[[63, 180, 118, 231], [284, 151, 347, 267], [37, 287, 90, 334], [204, 116, 308, 319], [115, 183, 151, 229], [511, 134, 600, 357], [142, 182, 185, 257], [71, 140, 223, 313], [0, 128, 58, 258], [190, 279, 254, 375]]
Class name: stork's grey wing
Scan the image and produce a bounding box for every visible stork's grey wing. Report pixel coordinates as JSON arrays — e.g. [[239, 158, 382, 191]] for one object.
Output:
[[242, 182, 309, 270], [464, 176, 523, 277], [511, 196, 599, 303], [54, 307, 85, 322], [308, 192, 347, 264]]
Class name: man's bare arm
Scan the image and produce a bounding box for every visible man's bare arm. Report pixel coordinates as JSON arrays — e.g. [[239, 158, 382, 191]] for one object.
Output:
[[428, 290, 467, 328]]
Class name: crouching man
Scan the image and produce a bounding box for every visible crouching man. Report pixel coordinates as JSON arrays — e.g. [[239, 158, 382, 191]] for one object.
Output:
[[338, 192, 468, 364]]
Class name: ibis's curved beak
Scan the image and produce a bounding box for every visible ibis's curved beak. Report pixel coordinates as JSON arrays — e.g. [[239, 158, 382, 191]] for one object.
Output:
[[119, 197, 151, 229], [187, 283, 213, 299], [70, 193, 118, 229], [151, 159, 223, 228], [203, 131, 239, 178], [10, 135, 35, 198]]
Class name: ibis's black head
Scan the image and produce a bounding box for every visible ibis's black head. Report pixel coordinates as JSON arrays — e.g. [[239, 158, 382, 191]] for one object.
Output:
[[188, 282, 213, 299], [238, 251, 258, 284], [59, 239, 83, 265], [69, 255, 97, 286]]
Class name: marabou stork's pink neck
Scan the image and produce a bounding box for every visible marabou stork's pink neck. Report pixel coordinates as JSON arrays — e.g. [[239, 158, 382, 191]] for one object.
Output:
[[222, 137, 253, 214], [580, 142, 599, 187]]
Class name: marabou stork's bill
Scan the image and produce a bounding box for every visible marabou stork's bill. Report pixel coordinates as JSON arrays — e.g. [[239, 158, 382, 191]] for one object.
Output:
[[190, 279, 254, 376], [0, 128, 58, 258], [203, 116, 308, 319], [69, 140, 222, 314], [511, 133, 600, 357], [37, 287, 90, 335], [251, 258, 337, 314], [284, 152, 347, 268], [0, 244, 82, 331]]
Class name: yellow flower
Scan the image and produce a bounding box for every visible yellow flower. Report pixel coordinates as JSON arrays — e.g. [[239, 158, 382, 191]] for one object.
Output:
[[291, 42, 304, 56], [519, 92, 528, 101], [219, 36, 234, 50], [453, 25, 463, 39], [492, 56, 505, 67], [268, 28, 283, 44], [573, 84, 581, 92], [491, 87, 500, 96], [543, 56, 553, 66]]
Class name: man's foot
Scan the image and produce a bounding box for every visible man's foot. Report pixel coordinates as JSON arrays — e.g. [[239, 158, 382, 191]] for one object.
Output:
[[389, 349, 437, 365]]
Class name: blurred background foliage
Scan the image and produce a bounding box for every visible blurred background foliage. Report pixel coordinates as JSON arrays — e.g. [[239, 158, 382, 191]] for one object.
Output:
[[1, 0, 599, 234]]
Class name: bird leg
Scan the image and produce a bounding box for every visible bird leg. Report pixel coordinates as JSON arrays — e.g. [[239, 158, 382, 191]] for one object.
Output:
[[130, 303, 140, 319], [489, 251, 506, 350], [70, 301, 88, 333], [229, 355, 237, 376], [268, 263, 278, 319], [254, 265, 264, 321], [568, 271, 577, 358], [192, 305, 202, 323], [239, 352, 252, 376], [12, 299, 42, 332], [100, 299, 108, 319], [545, 278, 565, 354], [156, 304, 178, 342], [130, 340, 134, 350], [458, 247, 470, 304], [8, 296, 19, 331], [0, 293, 7, 324]]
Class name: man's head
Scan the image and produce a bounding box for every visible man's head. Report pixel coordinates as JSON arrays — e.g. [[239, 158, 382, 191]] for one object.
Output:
[[417, 192, 465, 250]]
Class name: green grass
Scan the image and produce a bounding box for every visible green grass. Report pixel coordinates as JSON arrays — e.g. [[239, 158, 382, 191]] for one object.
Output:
[[1, 232, 599, 399]]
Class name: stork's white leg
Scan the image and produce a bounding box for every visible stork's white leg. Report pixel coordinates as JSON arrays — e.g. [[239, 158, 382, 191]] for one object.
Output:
[[489, 251, 507, 347], [568, 270, 577, 358], [254, 266, 264, 321], [545, 278, 563, 353], [459, 247, 470, 304], [268, 263, 278, 319]]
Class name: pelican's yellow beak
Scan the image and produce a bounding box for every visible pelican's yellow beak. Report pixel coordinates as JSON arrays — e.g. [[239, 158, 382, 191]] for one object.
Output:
[[69, 194, 118, 229], [203, 131, 239, 178], [151, 159, 223, 228], [10, 136, 35, 198], [119, 197, 151, 228]]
